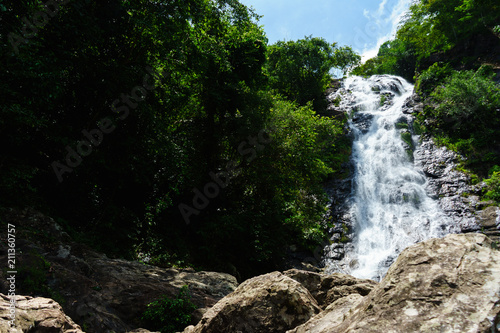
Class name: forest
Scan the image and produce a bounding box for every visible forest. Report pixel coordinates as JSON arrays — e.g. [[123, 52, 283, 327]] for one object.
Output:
[[1, 0, 499, 282], [0, 0, 360, 279]]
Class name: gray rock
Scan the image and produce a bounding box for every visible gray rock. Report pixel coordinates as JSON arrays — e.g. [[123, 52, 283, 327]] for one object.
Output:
[[0, 294, 84, 332], [183, 272, 321, 333], [286, 294, 364, 333], [414, 138, 487, 233], [333, 233, 500, 332], [283, 269, 377, 309]]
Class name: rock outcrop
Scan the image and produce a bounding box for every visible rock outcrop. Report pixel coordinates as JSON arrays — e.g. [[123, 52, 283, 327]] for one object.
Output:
[[333, 233, 500, 332], [414, 138, 500, 241], [0, 208, 238, 333], [283, 269, 377, 309], [286, 294, 364, 333], [0, 294, 83, 332], [182, 272, 321, 333], [185, 233, 500, 333]]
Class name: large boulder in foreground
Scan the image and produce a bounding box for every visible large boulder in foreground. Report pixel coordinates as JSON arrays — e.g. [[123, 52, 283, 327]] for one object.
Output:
[[183, 272, 321, 333], [333, 233, 500, 332], [0, 294, 83, 332]]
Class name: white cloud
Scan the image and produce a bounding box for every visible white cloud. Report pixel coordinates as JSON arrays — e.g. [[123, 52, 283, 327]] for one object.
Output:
[[360, 0, 412, 62], [363, 9, 370, 19], [377, 0, 389, 18]]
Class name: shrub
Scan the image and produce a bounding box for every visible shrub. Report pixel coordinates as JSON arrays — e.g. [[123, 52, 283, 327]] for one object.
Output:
[[484, 171, 500, 202], [430, 69, 500, 135], [415, 62, 452, 96], [142, 286, 197, 333]]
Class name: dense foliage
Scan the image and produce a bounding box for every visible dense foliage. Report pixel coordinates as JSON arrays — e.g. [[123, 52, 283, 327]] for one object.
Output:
[[421, 66, 500, 185], [142, 286, 197, 333], [1, 0, 356, 278], [266, 37, 360, 110], [430, 68, 500, 135], [353, 0, 500, 80]]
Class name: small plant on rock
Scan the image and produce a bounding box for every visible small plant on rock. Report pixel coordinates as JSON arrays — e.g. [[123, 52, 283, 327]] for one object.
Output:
[[142, 285, 197, 333]]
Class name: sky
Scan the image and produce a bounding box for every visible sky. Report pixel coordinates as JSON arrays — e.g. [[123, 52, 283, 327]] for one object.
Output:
[[239, 0, 412, 62]]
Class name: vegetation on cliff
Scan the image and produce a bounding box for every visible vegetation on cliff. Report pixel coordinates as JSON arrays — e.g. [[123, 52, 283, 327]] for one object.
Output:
[[353, 0, 500, 204]]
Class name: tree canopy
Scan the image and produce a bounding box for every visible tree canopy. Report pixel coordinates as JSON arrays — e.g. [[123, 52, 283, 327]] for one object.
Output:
[[266, 36, 360, 110], [352, 0, 500, 80], [1, 0, 358, 279]]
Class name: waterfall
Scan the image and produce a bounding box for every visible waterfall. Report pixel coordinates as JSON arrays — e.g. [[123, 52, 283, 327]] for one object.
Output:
[[325, 75, 459, 281]]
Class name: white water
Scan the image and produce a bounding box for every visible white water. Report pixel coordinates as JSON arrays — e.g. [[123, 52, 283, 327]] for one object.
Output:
[[329, 75, 458, 281]]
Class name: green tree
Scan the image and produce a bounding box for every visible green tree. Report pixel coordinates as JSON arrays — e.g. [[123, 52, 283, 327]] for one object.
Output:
[[266, 36, 359, 111], [352, 39, 416, 81]]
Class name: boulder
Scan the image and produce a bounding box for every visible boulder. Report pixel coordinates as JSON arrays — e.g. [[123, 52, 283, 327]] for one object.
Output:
[[0, 294, 83, 332], [283, 269, 377, 309], [333, 233, 500, 332], [63, 259, 238, 332], [477, 206, 500, 242], [286, 294, 364, 333], [183, 272, 321, 333]]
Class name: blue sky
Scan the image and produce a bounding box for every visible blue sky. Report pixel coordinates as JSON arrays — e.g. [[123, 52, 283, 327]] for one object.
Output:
[[239, 0, 412, 61]]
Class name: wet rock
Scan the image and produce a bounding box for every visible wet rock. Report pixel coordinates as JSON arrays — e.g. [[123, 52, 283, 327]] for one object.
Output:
[[351, 113, 374, 133], [402, 93, 423, 114], [413, 138, 484, 233], [374, 75, 402, 94]]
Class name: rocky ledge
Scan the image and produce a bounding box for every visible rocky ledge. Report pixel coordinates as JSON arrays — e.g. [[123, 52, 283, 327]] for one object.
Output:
[[414, 137, 500, 241]]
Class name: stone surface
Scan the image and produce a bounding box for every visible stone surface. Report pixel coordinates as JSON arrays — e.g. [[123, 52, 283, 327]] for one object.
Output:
[[333, 233, 500, 332], [0, 294, 83, 332], [414, 138, 481, 233], [414, 137, 500, 241], [184, 234, 500, 333], [0, 208, 238, 333], [286, 294, 364, 333], [283, 269, 377, 309], [182, 272, 321, 333]]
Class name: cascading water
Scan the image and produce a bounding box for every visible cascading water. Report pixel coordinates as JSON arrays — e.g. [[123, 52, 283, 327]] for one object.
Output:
[[325, 75, 459, 281]]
